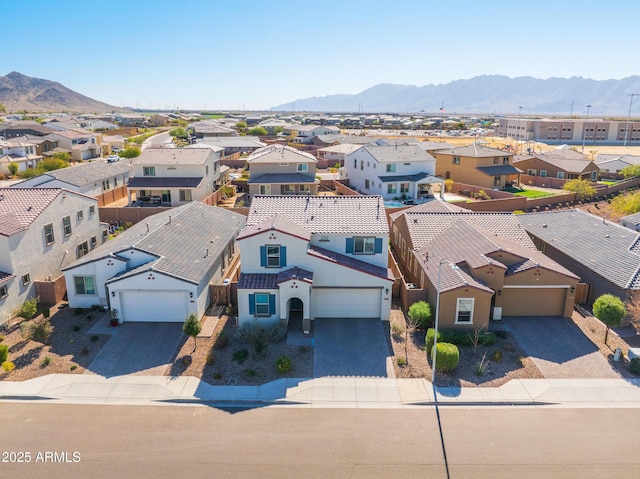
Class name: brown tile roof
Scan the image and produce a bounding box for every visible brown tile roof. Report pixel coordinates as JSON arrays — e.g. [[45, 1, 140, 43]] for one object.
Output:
[[238, 214, 311, 241], [247, 144, 317, 164], [0, 188, 63, 237], [0, 271, 15, 284], [436, 144, 511, 158], [134, 147, 214, 166]]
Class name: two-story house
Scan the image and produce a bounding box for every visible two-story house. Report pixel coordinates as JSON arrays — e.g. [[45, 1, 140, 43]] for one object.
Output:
[[285, 124, 341, 144], [434, 144, 522, 189], [237, 195, 394, 333], [63, 203, 245, 323], [246, 144, 319, 200], [0, 138, 43, 174], [0, 188, 108, 324], [126, 146, 220, 206], [345, 144, 444, 200], [389, 202, 579, 330], [45, 128, 102, 162], [14, 161, 132, 205]]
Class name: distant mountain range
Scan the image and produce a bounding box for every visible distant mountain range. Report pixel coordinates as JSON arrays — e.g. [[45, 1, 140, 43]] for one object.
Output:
[[269, 75, 640, 116], [0, 71, 118, 113]]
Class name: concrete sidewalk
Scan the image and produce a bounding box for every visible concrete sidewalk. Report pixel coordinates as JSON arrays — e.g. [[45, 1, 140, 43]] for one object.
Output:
[[1, 374, 640, 409]]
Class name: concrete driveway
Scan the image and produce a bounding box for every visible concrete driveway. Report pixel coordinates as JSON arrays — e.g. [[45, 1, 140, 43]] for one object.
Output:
[[86, 323, 185, 377], [313, 319, 391, 378], [502, 316, 620, 379]]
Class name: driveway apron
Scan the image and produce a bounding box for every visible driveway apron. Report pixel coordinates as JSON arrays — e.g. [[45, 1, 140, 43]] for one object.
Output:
[[86, 323, 185, 377], [313, 318, 391, 378], [502, 316, 619, 379]]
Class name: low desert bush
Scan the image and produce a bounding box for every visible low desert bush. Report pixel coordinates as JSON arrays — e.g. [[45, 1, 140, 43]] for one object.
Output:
[[492, 350, 503, 362], [2, 360, 15, 373], [391, 322, 404, 338], [20, 318, 52, 344], [19, 297, 38, 320], [276, 355, 292, 374], [212, 372, 223, 379], [42, 356, 51, 367], [408, 301, 432, 329], [42, 308, 50, 319], [74, 308, 83, 316], [232, 349, 249, 364], [213, 331, 230, 350], [245, 369, 257, 378], [440, 330, 496, 347], [426, 328, 441, 356], [397, 357, 407, 367], [90, 335, 99, 342], [630, 358, 640, 376], [205, 351, 216, 365], [238, 323, 286, 359], [73, 325, 81, 332], [0, 344, 8, 363], [70, 364, 78, 371], [434, 343, 460, 372]]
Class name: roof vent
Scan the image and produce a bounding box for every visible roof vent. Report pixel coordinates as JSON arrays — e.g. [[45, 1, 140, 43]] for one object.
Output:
[[542, 224, 547, 228], [413, 219, 418, 224]]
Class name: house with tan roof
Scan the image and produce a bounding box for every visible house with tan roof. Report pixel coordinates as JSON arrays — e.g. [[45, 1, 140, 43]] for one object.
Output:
[[514, 149, 599, 181], [127, 145, 220, 206], [0, 188, 108, 324], [62, 203, 245, 323], [246, 144, 319, 200], [237, 195, 394, 332], [45, 128, 102, 161], [0, 138, 43, 174], [434, 144, 521, 190], [390, 204, 579, 330], [285, 124, 341, 144]]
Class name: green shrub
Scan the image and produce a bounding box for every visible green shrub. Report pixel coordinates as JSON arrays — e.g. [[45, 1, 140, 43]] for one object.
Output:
[[0, 334, 4, 342], [434, 343, 460, 372], [276, 355, 292, 374], [0, 344, 8, 363], [232, 349, 249, 364], [2, 360, 15, 373], [245, 369, 257, 378], [238, 323, 286, 359], [42, 308, 50, 319], [31, 319, 52, 344], [426, 328, 441, 356], [73, 325, 81, 332], [70, 364, 78, 371], [206, 352, 216, 365], [42, 356, 51, 367], [19, 297, 38, 319], [408, 301, 432, 329], [90, 335, 99, 342], [439, 330, 496, 347], [495, 330, 507, 339], [492, 350, 502, 362], [397, 357, 407, 367], [214, 331, 229, 350], [630, 358, 640, 376], [212, 372, 223, 379], [74, 308, 83, 316], [391, 322, 404, 338]]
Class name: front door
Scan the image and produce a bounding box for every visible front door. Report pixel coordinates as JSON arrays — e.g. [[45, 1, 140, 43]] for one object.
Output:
[[162, 190, 171, 203]]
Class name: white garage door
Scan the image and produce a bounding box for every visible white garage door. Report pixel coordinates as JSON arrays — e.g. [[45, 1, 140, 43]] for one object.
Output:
[[120, 291, 188, 322], [312, 288, 381, 318]]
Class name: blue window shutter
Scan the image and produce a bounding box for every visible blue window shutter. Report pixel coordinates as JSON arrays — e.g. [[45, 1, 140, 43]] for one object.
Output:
[[374, 238, 383, 254], [269, 294, 276, 316], [346, 237, 354, 254], [260, 246, 266, 267], [249, 294, 255, 315], [280, 246, 286, 267]]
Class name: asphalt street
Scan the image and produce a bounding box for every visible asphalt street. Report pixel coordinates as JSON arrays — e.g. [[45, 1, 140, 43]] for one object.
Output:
[[1, 403, 639, 478]]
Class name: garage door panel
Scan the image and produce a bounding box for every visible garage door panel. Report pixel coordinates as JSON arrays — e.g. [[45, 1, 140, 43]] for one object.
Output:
[[502, 288, 566, 317], [120, 291, 188, 322], [313, 288, 381, 318]]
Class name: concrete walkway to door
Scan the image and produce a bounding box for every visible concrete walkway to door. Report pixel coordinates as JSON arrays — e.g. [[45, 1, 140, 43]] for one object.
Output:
[[313, 319, 392, 378], [502, 316, 620, 379]]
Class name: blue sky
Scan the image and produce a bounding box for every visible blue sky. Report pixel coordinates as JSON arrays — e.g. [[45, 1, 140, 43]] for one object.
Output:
[[2, 0, 639, 110]]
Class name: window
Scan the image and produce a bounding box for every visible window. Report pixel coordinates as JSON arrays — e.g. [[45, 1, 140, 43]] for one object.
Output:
[[0, 285, 7, 299], [354, 237, 375, 254], [259, 185, 271, 194], [114, 176, 118, 187], [179, 189, 192, 201], [354, 158, 357, 169], [503, 157, 510, 164], [255, 293, 270, 316], [74, 275, 96, 295], [527, 169, 537, 176], [493, 158, 499, 164], [400, 183, 409, 193], [365, 179, 370, 189], [494, 176, 501, 187], [387, 184, 397, 194], [297, 163, 308, 172], [77, 241, 89, 258], [89, 205, 95, 215], [266, 245, 281, 267], [456, 298, 474, 324], [386, 164, 396, 172], [143, 166, 156, 176], [540, 170, 547, 177], [102, 179, 110, 191], [102, 229, 108, 243], [319, 235, 329, 242], [299, 184, 310, 193], [44, 223, 55, 245], [90, 236, 97, 248], [77, 210, 84, 221], [62, 216, 72, 236], [360, 160, 363, 170], [453, 157, 460, 165], [557, 172, 565, 179], [22, 273, 30, 286]]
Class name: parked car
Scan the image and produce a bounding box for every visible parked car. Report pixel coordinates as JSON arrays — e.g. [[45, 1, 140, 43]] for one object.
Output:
[[107, 155, 120, 163]]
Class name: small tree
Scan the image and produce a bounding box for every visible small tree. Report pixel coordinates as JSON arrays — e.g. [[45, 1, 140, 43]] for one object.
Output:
[[183, 313, 201, 352], [8, 162, 18, 176], [52, 151, 72, 162], [169, 127, 189, 139], [19, 297, 38, 319], [620, 164, 640, 179], [119, 146, 141, 159], [408, 301, 432, 329], [247, 126, 268, 136], [593, 294, 626, 345], [624, 290, 640, 333], [563, 178, 596, 198]]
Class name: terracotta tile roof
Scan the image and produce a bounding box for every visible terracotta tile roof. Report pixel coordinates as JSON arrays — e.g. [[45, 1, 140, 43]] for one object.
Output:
[[247, 195, 389, 235], [308, 244, 393, 281], [0, 188, 63, 237], [0, 271, 15, 284], [519, 209, 640, 289]]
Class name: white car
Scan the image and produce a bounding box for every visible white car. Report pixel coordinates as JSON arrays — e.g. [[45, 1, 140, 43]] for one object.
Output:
[[107, 155, 120, 163]]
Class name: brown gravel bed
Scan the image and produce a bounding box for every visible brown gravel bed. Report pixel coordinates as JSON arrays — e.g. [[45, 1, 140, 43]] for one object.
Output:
[[0, 304, 111, 381], [168, 314, 313, 386]]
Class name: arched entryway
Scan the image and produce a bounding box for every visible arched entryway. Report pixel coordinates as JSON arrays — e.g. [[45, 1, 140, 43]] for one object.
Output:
[[286, 297, 304, 331]]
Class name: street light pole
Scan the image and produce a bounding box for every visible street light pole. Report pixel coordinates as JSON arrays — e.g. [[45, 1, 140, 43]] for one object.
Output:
[[624, 93, 639, 147], [581, 104, 592, 153]]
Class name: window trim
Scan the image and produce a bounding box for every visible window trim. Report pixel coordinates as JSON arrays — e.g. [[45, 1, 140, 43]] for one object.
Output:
[[22, 273, 31, 286], [44, 223, 55, 245], [255, 293, 270, 316], [77, 210, 84, 221], [455, 298, 474, 324], [89, 205, 95, 215], [297, 163, 308, 172], [77, 241, 89, 258], [353, 236, 375, 255], [179, 189, 192, 202], [74, 275, 97, 295], [62, 216, 72, 236], [0, 284, 7, 299], [266, 245, 281, 268], [143, 166, 156, 177]]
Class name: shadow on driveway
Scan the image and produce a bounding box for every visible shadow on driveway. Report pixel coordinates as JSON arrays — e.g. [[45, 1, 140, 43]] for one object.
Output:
[[314, 318, 391, 378], [86, 323, 185, 377], [503, 316, 619, 379]]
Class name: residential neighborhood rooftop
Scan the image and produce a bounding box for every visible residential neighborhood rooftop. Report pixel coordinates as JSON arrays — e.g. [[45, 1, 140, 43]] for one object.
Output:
[[247, 144, 317, 164], [134, 147, 216, 165], [360, 144, 435, 163], [436, 143, 511, 157], [14, 161, 132, 187]]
